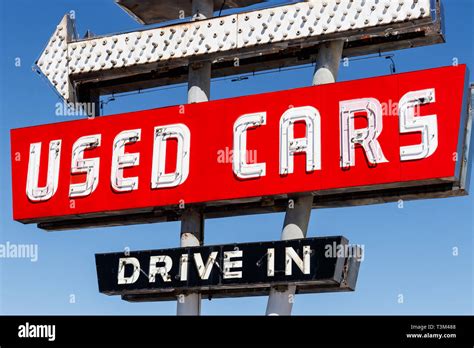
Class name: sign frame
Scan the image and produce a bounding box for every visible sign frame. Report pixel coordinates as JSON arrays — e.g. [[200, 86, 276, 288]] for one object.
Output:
[[36, 0, 444, 104], [94, 236, 361, 301], [10, 66, 472, 231]]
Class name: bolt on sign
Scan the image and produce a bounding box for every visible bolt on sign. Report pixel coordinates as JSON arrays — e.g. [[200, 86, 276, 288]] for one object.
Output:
[[95, 236, 361, 300], [37, 0, 442, 103], [10, 65, 471, 229]]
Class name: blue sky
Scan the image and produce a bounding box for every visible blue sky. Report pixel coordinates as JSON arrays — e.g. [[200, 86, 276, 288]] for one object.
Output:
[[0, 0, 473, 315]]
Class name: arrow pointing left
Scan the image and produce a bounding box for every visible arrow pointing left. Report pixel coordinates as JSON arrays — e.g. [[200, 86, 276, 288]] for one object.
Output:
[[36, 14, 78, 102], [35, 1, 438, 104]]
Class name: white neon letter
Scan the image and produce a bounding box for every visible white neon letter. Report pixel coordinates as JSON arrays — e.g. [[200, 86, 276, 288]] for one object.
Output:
[[193, 251, 218, 280], [151, 124, 190, 189], [399, 89, 438, 161], [280, 106, 321, 175], [179, 254, 189, 281], [149, 255, 172, 283], [26, 140, 61, 202], [340, 98, 388, 168], [117, 257, 140, 285], [233, 112, 266, 179], [285, 246, 311, 276], [111, 129, 141, 192], [69, 135, 101, 197], [223, 250, 243, 279], [267, 248, 275, 277]]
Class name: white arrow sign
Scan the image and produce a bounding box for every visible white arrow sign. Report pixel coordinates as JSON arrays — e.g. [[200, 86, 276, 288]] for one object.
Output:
[[37, 0, 435, 103]]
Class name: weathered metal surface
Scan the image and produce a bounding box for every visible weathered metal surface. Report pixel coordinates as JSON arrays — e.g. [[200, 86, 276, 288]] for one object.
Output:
[[10, 66, 470, 230], [116, 0, 266, 24], [36, 0, 443, 103], [94, 236, 361, 301]]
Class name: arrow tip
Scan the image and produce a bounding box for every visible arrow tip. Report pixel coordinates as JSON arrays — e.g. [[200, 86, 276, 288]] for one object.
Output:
[[36, 14, 77, 102]]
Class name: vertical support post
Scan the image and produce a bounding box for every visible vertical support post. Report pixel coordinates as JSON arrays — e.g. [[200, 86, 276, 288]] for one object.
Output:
[[177, 0, 213, 316], [265, 40, 344, 316], [77, 88, 100, 118], [87, 89, 101, 118], [177, 208, 204, 315]]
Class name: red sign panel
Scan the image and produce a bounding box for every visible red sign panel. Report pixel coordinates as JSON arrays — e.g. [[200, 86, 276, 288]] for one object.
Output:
[[10, 66, 469, 224]]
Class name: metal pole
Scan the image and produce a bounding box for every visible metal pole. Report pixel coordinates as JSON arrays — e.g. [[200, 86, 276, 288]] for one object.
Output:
[[177, 208, 204, 315], [87, 89, 100, 118], [177, 0, 213, 316], [265, 40, 344, 316]]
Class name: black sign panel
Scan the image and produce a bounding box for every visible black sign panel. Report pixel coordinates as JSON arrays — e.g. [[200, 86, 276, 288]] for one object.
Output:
[[95, 236, 361, 301]]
